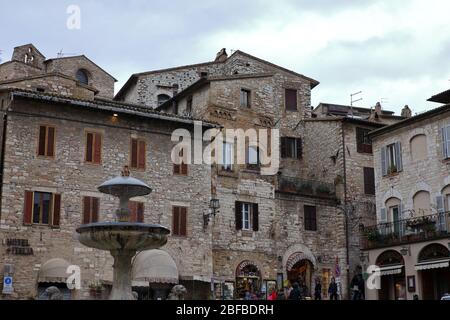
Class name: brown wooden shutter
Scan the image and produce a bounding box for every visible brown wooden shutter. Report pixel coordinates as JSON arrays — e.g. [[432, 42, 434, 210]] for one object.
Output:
[[364, 167, 375, 195], [47, 127, 55, 157], [356, 128, 364, 153], [285, 89, 297, 111], [83, 197, 91, 224], [86, 133, 93, 162], [131, 139, 138, 168], [252, 203, 259, 232], [38, 126, 46, 156], [296, 138, 303, 159], [129, 201, 137, 222], [235, 201, 243, 230], [172, 207, 180, 236], [181, 163, 188, 175], [180, 207, 187, 236], [173, 164, 180, 175], [137, 202, 144, 223], [280, 137, 287, 158], [52, 194, 61, 227], [304, 206, 317, 231], [93, 133, 102, 164], [92, 197, 99, 223], [138, 141, 146, 169], [23, 191, 33, 225]]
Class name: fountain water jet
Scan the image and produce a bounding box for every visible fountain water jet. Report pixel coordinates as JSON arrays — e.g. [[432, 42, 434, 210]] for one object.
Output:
[[76, 166, 170, 300]]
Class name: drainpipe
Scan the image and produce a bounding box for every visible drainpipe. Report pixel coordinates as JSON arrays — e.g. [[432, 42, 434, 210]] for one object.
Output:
[[0, 106, 9, 221], [341, 121, 350, 298]]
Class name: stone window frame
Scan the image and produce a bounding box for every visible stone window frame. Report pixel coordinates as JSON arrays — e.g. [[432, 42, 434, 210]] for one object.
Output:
[[36, 124, 56, 159], [284, 88, 299, 112], [239, 88, 252, 108], [171, 205, 188, 238]]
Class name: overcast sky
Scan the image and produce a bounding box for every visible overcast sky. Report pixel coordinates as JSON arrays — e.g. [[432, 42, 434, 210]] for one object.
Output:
[[1, 0, 449, 114]]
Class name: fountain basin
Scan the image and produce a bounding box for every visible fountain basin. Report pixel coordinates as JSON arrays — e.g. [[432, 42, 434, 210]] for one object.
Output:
[[76, 222, 170, 251]]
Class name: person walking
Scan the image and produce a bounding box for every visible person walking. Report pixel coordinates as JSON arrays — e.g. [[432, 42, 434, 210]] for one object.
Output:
[[328, 277, 338, 300], [288, 282, 302, 300], [314, 278, 322, 300]]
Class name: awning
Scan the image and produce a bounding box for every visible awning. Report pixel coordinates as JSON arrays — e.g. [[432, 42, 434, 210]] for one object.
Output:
[[415, 259, 450, 271], [38, 258, 70, 283], [132, 250, 178, 286], [378, 265, 404, 276]]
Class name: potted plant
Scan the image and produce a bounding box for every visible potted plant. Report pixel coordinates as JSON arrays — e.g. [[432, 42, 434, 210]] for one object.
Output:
[[388, 165, 398, 175]]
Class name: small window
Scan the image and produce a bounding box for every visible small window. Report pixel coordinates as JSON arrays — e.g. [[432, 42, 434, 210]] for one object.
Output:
[[82, 196, 99, 224], [304, 205, 317, 231], [222, 142, 234, 171], [38, 125, 55, 157], [129, 201, 144, 223], [85, 132, 102, 164], [23, 191, 61, 227], [363, 167, 375, 195], [172, 206, 187, 237], [285, 89, 298, 111], [235, 201, 259, 232], [246, 146, 260, 169], [186, 96, 193, 114], [76, 69, 89, 85], [382, 142, 403, 176], [441, 125, 450, 159], [281, 137, 302, 159], [173, 148, 188, 176], [130, 138, 146, 170], [240, 89, 251, 108], [242, 203, 252, 230], [356, 128, 372, 154], [157, 94, 171, 106]]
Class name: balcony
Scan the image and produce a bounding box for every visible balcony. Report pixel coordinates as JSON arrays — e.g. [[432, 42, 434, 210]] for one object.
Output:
[[277, 176, 336, 199], [361, 212, 450, 250]]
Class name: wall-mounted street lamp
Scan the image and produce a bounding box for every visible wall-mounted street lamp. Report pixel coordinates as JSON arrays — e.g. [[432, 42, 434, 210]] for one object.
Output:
[[359, 251, 369, 263], [204, 198, 220, 229]]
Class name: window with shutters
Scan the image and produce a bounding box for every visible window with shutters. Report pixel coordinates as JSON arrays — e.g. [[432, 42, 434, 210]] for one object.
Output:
[[382, 142, 402, 176], [130, 138, 146, 170], [82, 196, 99, 224], [173, 148, 188, 176], [85, 131, 102, 164], [356, 128, 372, 154], [442, 125, 450, 159], [363, 167, 375, 195], [222, 142, 234, 171], [129, 201, 144, 223], [304, 205, 317, 231], [24, 191, 61, 227], [186, 96, 193, 114], [246, 146, 260, 169], [285, 89, 298, 111], [172, 206, 187, 237], [37, 125, 56, 157], [240, 89, 251, 108], [387, 143, 399, 173], [281, 137, 302, 159], [235, 201, 259, 232]]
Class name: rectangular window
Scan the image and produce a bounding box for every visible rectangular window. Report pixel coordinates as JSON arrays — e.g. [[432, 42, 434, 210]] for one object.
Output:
[[240, 89, 251, 108], [222, 142, 233, 171], [173, 149, 188, 176], [304, 205, 317, 231], [285, 89, 298, 111], [131, 138, 146, 170], [82, 196, 99, 224], [186, 96, 193, 114], [38, 125, 55, 157], [24, 191, 61, 227], [443, 125, 450, 159], [129, 201, 144, 223], [85, 132, 102, 164], [281, 137, 302, 159], [172, 206, 187, 237], [356, 128, 372, 154], [242, 203, 252, 230], [235, 201, 259, 232], [246, 146, 260, 169], [364, 167, 375, 195]]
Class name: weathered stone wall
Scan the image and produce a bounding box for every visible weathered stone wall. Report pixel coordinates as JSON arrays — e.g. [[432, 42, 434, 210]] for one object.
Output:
[[0, 97, 213, 299], [0, 62, 43, 81]]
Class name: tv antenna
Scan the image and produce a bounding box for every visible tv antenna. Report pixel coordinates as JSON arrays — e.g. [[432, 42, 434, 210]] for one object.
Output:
[[350, 91, 363, 106], [380, 97, 389, 105], [57, 49, 79, 58]]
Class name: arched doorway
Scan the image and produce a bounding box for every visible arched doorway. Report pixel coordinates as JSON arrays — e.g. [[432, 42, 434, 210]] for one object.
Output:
[[286, 253, 315, 298], [416, 244, 450, 300], [235, 260, 261, 299], [376, 250, 406, 300]]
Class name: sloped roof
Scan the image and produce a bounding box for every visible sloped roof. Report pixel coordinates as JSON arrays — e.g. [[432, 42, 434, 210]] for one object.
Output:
[[428, 88, 450, 104]]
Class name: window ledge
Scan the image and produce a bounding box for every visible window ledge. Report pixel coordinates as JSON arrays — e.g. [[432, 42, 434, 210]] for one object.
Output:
[[241, 230, 254, 238], [218, 169, 238, 178]]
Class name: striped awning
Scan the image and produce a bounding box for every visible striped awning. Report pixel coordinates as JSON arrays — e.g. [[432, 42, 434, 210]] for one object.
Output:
[[415, 259, 450, 271], [378, 265, 404, 276]]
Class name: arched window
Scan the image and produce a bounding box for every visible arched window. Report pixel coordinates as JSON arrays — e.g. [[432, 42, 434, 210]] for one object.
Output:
[[76, 69, 89, 85], [376, 250, 404, 267], [442, 185, 450, 211], [418, 244, 449, 262], [413, 191, 431, 216], [410, 134, 427, 161], [157, 94, 171, 106]]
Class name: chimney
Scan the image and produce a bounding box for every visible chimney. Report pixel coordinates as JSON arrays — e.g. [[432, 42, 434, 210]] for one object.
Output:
[[401, 105, 412, 118], [215, 48, 228, 62], [374, 102, 382, 115]]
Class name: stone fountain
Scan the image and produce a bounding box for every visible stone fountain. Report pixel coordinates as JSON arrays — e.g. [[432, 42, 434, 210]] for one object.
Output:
[[76, 166, 170, 300]]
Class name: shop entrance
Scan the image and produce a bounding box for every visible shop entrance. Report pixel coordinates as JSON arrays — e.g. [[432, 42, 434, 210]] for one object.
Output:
[[287, 259, 313, 297], [235, 261, 261, 299]]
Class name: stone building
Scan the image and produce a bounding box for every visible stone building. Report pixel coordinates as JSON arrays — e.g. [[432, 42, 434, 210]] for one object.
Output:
[[139, 50, 350, 299], [0, 45, 217, 300], [361, 97, 450, 300]]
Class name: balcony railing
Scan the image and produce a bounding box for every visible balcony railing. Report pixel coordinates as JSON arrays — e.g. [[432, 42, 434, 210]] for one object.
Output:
[[277, 176, 336, 199], [361, 212, 450, 250]]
